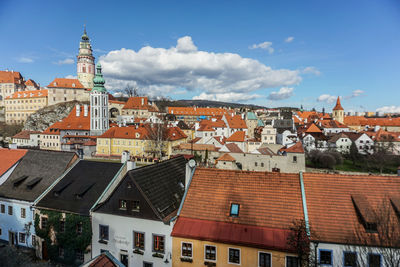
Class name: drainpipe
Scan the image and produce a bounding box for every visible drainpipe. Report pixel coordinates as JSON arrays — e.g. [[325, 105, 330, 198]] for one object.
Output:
[[299, 171, 310, 236]]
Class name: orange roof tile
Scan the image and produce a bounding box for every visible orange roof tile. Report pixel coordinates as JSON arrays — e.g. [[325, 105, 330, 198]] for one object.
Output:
[[122, 96, 149, 110], [216, 153, 236, 162], [333, 96, 344, 111], [99, 126, 150, 139], [197, 124, 214, 132], [279, 142, 304, 153], [6, 89, 48, 99], [47, 78, 85, 89], [319, 119, 348, 128], [13, 130, 41, 139], [222, 143, 244, 153], [25, 79, 38, 87], [165, 127, 187, 141], [175, 143, 218, 151], [42, 105, 91, 133], [226, 131, 246, 142], [109, 100, 126, 105], [0, 70, 23, 84], [305, 123, 322, 133], [225, 114, 247, 129], [303, 172, 400, 245], [179, 168, 304, 229], [168, 107, 232, 116], [199, 119, 227, 128], [0, 148, 28, 176]]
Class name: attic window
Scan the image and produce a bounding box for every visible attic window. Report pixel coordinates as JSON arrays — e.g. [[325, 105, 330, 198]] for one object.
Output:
[[53, 82, 57, 86], [26, 177, 42, 189], [131, 200, 140, 212], [13, 175, 29, 187], [72, 83, 75, 87], [351, 194, 377, 233], [119, 199, 127, 210], [230, 203, 240, 217]]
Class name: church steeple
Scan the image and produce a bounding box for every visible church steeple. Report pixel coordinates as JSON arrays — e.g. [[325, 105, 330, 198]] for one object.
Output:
[[90, 63, 109, 136], [77, 26, 95, 88], [332, 96, 344, 123]]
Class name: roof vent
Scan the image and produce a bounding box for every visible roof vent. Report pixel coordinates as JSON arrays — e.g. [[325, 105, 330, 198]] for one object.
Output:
[[54, 181, 73, 197], [13, 175, 29, 187], [75, 183, 95, 199], [26, 177, 42, 190]]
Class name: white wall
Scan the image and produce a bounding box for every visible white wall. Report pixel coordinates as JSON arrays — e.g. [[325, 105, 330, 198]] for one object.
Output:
[[92, 212, 174, 267]]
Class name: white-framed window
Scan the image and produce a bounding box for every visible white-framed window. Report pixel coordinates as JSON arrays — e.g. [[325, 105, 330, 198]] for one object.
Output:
[[228, 247, 241, 265], [204, 244, 217, 261], [259, 251, 271, 267], [19, 232, 26, 243], [181, 242, 193, 258]]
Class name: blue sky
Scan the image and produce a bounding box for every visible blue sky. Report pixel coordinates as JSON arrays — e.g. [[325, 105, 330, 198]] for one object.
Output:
[[0, 0, 399, 112]]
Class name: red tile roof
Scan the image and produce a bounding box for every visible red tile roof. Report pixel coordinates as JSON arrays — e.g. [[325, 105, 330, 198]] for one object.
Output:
[[0, 148, 28, 176], [88, 253, 118, 267], [303, 172, 400, 245], [226, 131, 246, 142], [319, 119, 348, 128], [13, 130, 41, 139], [179, 168, 304, 229], [225, 115, 247, 129], [109, 100, 126, 105], [168, 107, 231, 116], [172, 217, 295, 253], [25, 79, 38, 87], [197, 124, 214, 132], [165, 127, 187, 141], [333, 96, 344, 111], [122, 96, 148, 110], [6, 89, 48, 99], [0, 70, 23, 84], [305, 123, 322, 133], [42, 105, 91, 133], [344, 116, 400, 127], [199, 119, 227, 128], [175, 143, 218, 151], [47, 78, 85, 89], [223, 143, 243, 153], [279, 142, 304, 153], [99, 126, 150, 139], [216, 153, 236, 162]]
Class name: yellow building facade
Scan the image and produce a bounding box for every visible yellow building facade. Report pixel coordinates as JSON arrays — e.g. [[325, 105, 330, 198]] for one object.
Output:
[[172, 237, 298, 267]]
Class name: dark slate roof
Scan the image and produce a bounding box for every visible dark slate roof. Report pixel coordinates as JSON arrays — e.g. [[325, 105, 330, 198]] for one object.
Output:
[[36, 160, 123, 215], [95, 156, 187, 221], [0, 150, 77, 202]]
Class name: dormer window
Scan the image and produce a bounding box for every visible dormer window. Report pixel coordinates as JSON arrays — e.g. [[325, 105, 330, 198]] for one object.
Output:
[[230, 203, 240, 217], [119, 199, 127, 210], [72, 83, 75, 87], [53, 82, 57, 86]]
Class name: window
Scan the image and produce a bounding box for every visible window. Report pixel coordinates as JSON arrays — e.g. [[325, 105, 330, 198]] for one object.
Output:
[[293, 156, 297, 163], [143, 262, 153, 267], [99, 225, 109, 240], [77, 222, 83, 235], [134, 232, 145, 249], [59, 220, 65, 233], [286, 256, 299, 267], [319, 250, 332, 265], [21, 208, 26, 218], [255, 162, 258, 167], [205, 245, 216, 261], [8, 206, 13, 215], [259, 252, 271, 267], [368, 254, 381, 267], [230, 203, 240, 217], [59, 247, 64, 258], [1, 204, 4, 213], [19, 233, 26, 243], [343, 252, 357, 267], [182, 242, 192, 257], [228, 248, 240, 264], [119, 199, 127, 210], [41, 217, 48, 229], [153, 234, 165, 253], [131, 200, 140, 212], [261, 162, 264, 167], [75, 250, 84, 262]]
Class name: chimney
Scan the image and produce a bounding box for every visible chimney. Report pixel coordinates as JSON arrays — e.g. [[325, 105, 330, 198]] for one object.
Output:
[[141, 97, 144, 106], [76, 104, 80, 117], [84, 104, 88, 117], [185, 159, 196, 189]]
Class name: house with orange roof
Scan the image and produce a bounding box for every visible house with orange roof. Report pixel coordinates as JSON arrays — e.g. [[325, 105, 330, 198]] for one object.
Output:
[[12, 130, 41, 147], [24, 79, 39, 90], [168, 106, 233, 123], [327, 132, 352, 153], [225, 130, 247, 152], [121, 96, 159, 119], [319, 119, 350, 135], [332, 96, 345, 123], [0, 148, 28, 185], [364, 128, 400, 155], [171, 168, 304, 267], [222, 114, 248, 136], [4, 89, 48, 124], [345, 116, 400, 132], [46, 78, 89, 105], [0, 70, 25, 106]]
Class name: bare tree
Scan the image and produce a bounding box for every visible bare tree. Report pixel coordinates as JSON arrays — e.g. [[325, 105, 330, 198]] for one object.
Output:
[[287, 219, 317, 267], [144, 123, 169, 160]]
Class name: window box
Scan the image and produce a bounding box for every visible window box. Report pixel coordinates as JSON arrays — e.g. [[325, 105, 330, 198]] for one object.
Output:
[[133, 248, 144, 255], [152, 252, 164, 258], [180, 257, 193, 262], [98, 239, 108, 244], [204, 261, 216, 266]]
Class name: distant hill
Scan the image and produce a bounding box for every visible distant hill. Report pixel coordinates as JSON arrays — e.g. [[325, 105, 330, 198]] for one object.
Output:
[[154, 99, 267, 112]]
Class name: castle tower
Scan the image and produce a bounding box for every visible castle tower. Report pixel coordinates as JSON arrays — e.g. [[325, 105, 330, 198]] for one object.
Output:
[[77, 26, 95, 89], [332, 96, 344, 123], [90, 63, 109, 136]]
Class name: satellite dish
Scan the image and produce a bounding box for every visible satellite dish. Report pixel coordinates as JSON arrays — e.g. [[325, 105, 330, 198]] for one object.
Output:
[[188, 159, 196, 168]]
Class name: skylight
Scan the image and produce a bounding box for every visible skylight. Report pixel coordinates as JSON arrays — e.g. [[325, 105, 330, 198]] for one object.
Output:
[[230, 203, 240, 217]]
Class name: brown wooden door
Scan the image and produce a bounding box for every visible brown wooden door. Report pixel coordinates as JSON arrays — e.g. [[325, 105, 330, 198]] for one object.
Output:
[[8, 231, 15, 246], [42, 240, 48, 260]]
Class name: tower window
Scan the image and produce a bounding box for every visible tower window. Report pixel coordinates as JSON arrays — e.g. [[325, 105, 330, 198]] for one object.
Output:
[[230, 203, 240, 217]]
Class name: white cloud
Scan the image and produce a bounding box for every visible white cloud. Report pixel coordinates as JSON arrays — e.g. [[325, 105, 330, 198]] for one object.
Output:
[[193, 92, 261, 102], [302, 66, 321, 76], [317, 94, 337, 104], [99, 36, 301, 98], [249, 41, 274, 54], [267, 87, 294, 100], [350, 89, 364, 97], [285, 36, 294, 43], [65, 75, 77, 79], [18, 57, 34, 63], [55, 58, 74, 65], [376, 106, 400, 114]]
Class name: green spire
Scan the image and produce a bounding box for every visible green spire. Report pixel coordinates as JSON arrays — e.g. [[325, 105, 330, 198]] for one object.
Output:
[[92, 63, 107, 92]]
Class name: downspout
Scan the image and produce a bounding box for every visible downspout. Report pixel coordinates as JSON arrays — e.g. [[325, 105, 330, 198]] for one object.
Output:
[[299, 171, 310, 236]]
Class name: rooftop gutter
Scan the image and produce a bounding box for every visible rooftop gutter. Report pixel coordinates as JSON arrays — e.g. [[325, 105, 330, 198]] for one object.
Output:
[[33, 158, 81, 205], [299, 171, 310, 236], [89, 161, 127, 213]]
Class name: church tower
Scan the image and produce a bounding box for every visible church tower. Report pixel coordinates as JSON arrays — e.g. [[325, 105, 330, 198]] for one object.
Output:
[[90, 63, 109, 136], [77, 26, 95, 89], [332, 96, 344, 123]]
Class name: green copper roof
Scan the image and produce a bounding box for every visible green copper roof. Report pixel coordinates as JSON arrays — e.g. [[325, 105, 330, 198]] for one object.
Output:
[[257, 119, 265, 127], [246, 112, 257, 120], [92, 63, 107, 92], [81, 26, 89, 42]]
